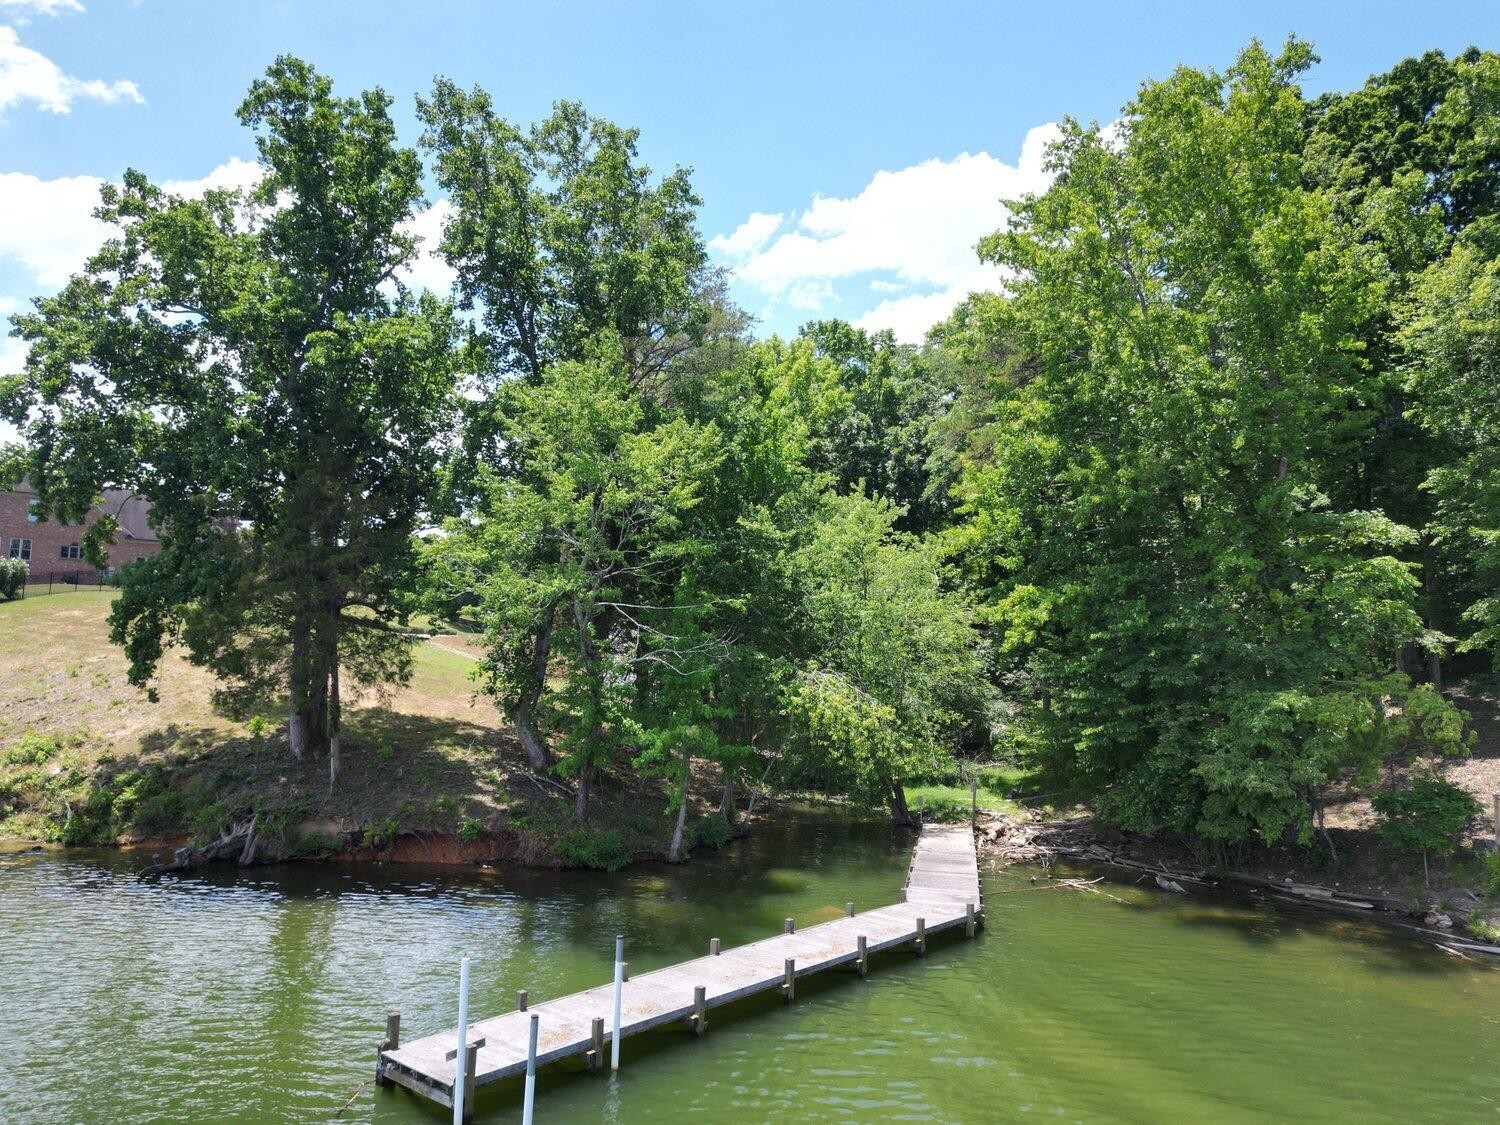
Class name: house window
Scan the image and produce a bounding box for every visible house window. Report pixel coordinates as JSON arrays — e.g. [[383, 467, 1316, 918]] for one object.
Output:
[[60, 544, 82, 560], [8, 538, 32, 560], [26, 499, 41, 523]]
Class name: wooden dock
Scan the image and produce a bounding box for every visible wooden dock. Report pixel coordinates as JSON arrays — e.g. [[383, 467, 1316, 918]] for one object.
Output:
[[375, 822, 983, 1117]]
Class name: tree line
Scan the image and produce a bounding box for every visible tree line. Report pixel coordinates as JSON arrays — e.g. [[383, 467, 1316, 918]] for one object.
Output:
[[2, 40, 1495, 857]]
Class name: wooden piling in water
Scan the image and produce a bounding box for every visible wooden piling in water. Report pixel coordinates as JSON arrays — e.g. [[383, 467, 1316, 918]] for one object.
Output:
[[845, 901, 854, 917], [965, 902, 976, 938], [784, 917, 795, 934], [516, 990, 527, 1012], [782, 958, 795, 1002], [692, 985, 707, 1034], [588, 1017, 604, 1071], [856, 935, 868, 977], [709, 937, 720, 956], [915, 917, 926, 956]]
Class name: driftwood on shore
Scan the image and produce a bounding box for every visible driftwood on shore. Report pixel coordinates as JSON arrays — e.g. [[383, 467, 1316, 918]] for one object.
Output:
[[142, 816, 259, 875], [978, 810, 1500, 958]]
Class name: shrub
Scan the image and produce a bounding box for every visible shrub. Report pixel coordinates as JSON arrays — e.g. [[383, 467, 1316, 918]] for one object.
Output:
[[691, 813, 729, 850], [1372, 775, 1481, 869], [1485, 853, 1500, 899], [4, 733, 60, 766], [555, 827, 629, 871], [0, 557, 27, 601], [458, 818, 482, 842]]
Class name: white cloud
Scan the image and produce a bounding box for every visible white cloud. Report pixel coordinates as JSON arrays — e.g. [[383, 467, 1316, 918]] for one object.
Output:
[[707, 211, 783, 261], [0, 0, 84, 21], [397, 197, 458, 296], [0, 159, 262, 290], [0, 25, 142, 115], [713, 122, 1061, 342]]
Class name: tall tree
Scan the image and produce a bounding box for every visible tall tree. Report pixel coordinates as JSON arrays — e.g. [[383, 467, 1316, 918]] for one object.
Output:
[[784, 492, 986, 824], [1402, 217, 1500, 659], [416, 87, 712, 389], [432, 336, 726, 816], [0, 58, 459, 782], [959, 40, 1464, 846]]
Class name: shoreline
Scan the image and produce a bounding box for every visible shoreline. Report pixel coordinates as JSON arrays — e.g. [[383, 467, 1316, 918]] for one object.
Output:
[[980, 809, 1500, 959]]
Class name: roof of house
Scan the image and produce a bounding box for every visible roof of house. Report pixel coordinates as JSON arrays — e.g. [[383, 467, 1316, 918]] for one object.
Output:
[[6, 480, 158, 542]]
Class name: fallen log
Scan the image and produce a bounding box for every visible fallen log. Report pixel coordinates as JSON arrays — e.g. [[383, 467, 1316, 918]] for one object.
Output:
[[142, 815, 257, 875]]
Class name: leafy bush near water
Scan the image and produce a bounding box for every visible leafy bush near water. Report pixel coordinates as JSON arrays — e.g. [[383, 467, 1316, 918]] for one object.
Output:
[[554, 827, 629, 870], [1373, 776, 1481, 861]]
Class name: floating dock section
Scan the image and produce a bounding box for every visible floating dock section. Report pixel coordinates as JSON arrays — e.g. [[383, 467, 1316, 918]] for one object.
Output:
[[375, 822, 982, 1116]]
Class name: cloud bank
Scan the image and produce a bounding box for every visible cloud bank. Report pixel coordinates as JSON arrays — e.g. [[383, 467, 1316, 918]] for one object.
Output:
[[0, 25, 142, 115], [711, 122, 1061, 342]]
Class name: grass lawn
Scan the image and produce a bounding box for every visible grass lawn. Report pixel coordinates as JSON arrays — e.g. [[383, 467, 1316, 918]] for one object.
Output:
[[904, 763, 1033, 821], [0, 591, 691, 864]]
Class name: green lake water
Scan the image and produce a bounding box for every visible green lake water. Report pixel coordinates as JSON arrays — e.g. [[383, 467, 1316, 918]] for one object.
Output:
[[2, 814, 1497, 1122]]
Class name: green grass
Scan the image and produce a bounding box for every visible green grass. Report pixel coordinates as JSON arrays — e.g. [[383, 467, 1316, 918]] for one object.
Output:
[[905, 763, 1032, 821]]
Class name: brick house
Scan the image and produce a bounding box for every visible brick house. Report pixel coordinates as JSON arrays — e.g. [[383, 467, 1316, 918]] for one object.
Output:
[[0, 481, 160, 578]]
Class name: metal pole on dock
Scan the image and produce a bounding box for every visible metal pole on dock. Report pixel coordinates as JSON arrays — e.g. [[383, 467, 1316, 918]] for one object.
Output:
[[453, 957, 470, 1125], [522, 1013, 539, 1125], [611, 934, 624, 1072]]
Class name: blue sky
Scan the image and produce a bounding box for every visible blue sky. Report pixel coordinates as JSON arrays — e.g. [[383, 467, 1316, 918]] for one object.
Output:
[[1, 0, 1498, 378]]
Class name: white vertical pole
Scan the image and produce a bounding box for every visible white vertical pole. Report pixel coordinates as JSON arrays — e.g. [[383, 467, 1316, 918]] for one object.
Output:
[[522, 1012, 540, 1124], [610, 933, 624, 1071], [453, 956, 470, 1125]]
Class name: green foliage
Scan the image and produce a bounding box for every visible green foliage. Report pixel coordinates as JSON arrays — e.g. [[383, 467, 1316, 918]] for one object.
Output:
[[553, 826, 629, 870], [0, 557, 27, 601], [1484, 853, 1500, 898], [1372, 775, 1481, 859], [5, 733, 59, 766], [691, 813, 729, 850], [0, 57, 460, 779], [784, 492, 987, 818], [457, 818, 482, 842], [954, 38, 1469, 845]]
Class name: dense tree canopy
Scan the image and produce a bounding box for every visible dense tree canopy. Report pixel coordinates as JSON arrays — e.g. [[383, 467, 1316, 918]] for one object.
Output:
[[3, 39, 1493, 857]]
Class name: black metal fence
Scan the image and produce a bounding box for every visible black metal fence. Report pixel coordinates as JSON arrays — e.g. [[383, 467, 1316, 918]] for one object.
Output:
[[17, 568, 120, 598]]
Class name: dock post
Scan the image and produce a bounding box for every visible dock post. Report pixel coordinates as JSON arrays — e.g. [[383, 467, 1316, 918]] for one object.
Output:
[[452, 957, 470, 1125], [845, 901, 854, 918], [709, 937, 721, 956], [522, 1013, 539, 1125], [900, 888, 907, 903], [856, 935, 868, 978], [516, 989, 528, 1012], [611, 934, 624, 1072], [784, 917, 795, 934], [622, 962, 630, 982], [966, 902, 976, 938], [376, 1010, 400, 1086], [462, 1042, 478, 1121], [915, 917, 926, 957], [783, 958, 795, 1003], [589, 1017, 605, 1072], [693, 985, 707, 1035]]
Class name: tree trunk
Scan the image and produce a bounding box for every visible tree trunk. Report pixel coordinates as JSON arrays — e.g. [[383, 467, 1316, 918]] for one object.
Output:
[[668, 753, 692, 863], [890, 783, 913, 827], [289, 708, 307, 760], [514, 602, 558, 771], [289, 619, 308, 759], [719, 774, 737, 826], [1425, 547, 1443, 691], [327, 613, 341, 787], [573, 767, 592, 820]]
